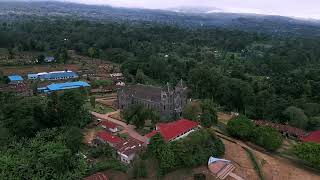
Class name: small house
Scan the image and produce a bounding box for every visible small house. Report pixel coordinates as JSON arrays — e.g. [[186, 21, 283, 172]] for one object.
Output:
[[7, 75, 24, 85], [114, 138, 143, 164], [100, 121, 119, 133], [44, 56, 56, 63], [95, 131, 123, 147]]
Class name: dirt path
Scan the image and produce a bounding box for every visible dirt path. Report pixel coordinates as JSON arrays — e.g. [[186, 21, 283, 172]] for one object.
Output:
[[91, 111, 148, 144], [215, 131, 320, 180]]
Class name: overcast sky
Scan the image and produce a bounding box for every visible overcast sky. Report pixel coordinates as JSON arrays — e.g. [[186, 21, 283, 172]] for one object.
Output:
[[63, 0, 320, 19]]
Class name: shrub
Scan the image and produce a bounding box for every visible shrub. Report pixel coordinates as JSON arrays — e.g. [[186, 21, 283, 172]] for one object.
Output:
[[132, 159, 148, 179], [227, 116, 255, 140], [252, 127, 283, 151], [293, 142, 320, 170]]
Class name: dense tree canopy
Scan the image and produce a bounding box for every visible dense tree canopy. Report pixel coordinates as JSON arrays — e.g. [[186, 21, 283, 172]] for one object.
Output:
[[1, 18, 320, 129]]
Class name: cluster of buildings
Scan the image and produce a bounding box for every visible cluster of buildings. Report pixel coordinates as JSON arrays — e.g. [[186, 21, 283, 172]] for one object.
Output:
[[3, 70, 91, 95], [94, 130, 144, 164], [93, 118, 199, 164]]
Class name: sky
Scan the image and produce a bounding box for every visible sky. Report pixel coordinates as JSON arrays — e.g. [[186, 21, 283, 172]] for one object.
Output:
[[62, 0, 320, 19]]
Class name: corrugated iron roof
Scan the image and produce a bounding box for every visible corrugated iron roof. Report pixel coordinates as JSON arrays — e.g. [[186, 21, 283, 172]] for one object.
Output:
[[146, 119, 199, 141], [8, 75, 23, 81], [46, 81, 90, 91], [96, 131, 123, 145], [301, 130, 320, 143]]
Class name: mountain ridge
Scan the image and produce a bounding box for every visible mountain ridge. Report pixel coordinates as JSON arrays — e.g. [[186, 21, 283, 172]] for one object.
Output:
[[1, 1, 320, 37]]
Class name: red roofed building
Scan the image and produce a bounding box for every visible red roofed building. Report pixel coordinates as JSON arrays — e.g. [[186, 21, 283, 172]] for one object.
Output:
[[84, 172, 108, 180], [95, 131, 123, 147], [301, 130, 320, 144], [254, 120, 306, 138], [100, 121, 119, 133], [115, 137, 144, 164], [146, 119, 199, 143]]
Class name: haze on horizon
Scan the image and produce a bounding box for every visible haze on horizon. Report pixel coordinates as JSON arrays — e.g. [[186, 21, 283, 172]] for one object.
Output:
[[56, 0, 319, 19]]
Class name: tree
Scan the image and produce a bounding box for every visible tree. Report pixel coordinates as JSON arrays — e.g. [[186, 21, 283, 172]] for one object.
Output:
[[283, 106, 309, 129], [123, 105, 158, 129], [252, 127, 283, 151], [62, 127, 83, 153], [37, 54, 45, 64], [200, 99, 218, 126], [182, 102, 201, 121], [132, 159, 148, 179], [90, 96, 96, 108], [227, 116, 255, 140], [135, 69, 147, 84], [148, 133, 165, 157], [294, 143, 320, 170], [158, 146, 176, 174], [200, 112, 215, 128]]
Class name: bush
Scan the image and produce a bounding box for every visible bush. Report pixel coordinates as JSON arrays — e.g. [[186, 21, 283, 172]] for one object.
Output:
[[88, 159, 127, 174], [89, 144, 114, 159], [227, 116, 255, 140], [252, 127, 283, 151], [293, 142, 320, 170], [132, 159, 148, 179], [152, 129, 225, 175]]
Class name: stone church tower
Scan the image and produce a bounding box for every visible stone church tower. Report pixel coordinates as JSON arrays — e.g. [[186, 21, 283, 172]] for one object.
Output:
[[117, 80, 188, 119]]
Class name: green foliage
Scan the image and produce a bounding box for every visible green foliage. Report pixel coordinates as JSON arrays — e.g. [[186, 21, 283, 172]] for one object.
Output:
[[90, 96, 96, 108], [293, 143, 320, 170], [47, 90, 91, 127], [283, 106, 309, 129], [1, 96, 46, 138], [62, 126, 83, 153], [123, 105, 159, 129], [0, 128, 88, 179], [91, 79, 113, 88], [132, 159, 148, 179], [89, 144, 114, 159], [182, 102, 201, 121], [227, 116, 255, 140], [149, 129, 225, 175], [135, 69, 147, 84], [147, 133, 165, 157], [252, 127, 283, 151], [88, 159, 127, 174], [200, 112, 216, 128], [199, 99, 219, 127]]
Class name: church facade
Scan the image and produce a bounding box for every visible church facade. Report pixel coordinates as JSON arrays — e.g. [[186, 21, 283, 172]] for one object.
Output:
[[117, 80, 188, 119]]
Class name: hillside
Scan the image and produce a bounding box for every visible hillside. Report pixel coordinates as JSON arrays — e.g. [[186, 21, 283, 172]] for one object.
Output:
[[1, 1, 320, 37]]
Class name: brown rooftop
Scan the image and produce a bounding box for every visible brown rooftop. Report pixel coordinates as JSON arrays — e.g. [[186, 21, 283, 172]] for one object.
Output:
[[114, 137, 144, 156], [121, 84, 162, 102]]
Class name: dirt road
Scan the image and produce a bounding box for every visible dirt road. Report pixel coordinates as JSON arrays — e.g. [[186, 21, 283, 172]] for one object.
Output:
[[215, 131, 320, 180], [92, 111, 148, 144]]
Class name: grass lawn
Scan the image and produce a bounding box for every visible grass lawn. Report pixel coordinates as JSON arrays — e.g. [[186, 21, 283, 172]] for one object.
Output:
[[85, 101, 115, 114]]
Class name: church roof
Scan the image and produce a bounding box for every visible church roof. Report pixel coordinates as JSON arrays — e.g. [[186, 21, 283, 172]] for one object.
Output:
[[121, 84, 162, 102]]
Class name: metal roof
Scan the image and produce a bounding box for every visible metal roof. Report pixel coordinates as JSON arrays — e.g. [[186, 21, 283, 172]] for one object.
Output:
[[38, 81, 90, 92], [8, 75, 23, 81], [28, 71, 78, 80], [47, 81, 90, 91]]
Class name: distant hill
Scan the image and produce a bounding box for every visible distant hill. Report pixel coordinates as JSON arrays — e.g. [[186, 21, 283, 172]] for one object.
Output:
[[1, 1, 320, 37]]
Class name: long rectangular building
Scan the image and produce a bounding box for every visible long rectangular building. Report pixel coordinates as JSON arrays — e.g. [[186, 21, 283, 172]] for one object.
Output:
[[37, 81, 90, 93], [28, 70, 78, 81]]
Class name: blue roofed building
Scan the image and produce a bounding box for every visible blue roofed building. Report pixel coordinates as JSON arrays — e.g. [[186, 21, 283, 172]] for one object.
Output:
[[38, 81, 90, 93], [7, 75, 24, 84], [28, 70, 78, 81]]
